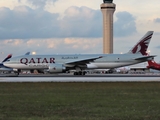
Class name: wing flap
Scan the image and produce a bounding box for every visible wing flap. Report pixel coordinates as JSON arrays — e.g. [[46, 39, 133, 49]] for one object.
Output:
[[65, 56, 103, 65]]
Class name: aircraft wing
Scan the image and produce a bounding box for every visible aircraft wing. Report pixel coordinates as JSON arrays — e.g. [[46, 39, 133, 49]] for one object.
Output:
[[65, 56, 103, 65], [134, 55, 156, 61]]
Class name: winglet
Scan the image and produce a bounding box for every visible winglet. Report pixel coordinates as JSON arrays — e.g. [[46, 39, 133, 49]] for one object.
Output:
[[128, 31, 154, 55]]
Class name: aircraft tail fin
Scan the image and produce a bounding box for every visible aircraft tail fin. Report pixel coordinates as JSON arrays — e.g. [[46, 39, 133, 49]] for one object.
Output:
[[127, 31, 154, 55], [147, 59, 160, 70], [25, 52, 30, 55], [2, 54, 12, 63], [148, 60, 155, 66]]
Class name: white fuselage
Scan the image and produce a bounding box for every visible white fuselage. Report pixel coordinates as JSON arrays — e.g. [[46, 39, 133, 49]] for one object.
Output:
[[3, 54, 150, 71]]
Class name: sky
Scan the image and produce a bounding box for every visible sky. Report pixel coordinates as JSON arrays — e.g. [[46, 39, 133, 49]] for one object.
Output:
[[0, 0, 160, 62]]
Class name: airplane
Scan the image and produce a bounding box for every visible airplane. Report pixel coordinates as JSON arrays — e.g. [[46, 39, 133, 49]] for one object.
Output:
[[0, 52, 30, 73], [115, 66, 131, 74], [25, 52, 30, 55], [3, 31, 155, 75], [147, 59, 160, 70], [0, 54, 13, 72]]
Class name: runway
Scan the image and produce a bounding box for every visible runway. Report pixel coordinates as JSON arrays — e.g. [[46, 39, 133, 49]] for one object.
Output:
[[0, 74, 160, 82]]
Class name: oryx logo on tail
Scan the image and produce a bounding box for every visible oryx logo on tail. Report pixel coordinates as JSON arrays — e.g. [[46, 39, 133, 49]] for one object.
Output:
[[128, 31, 153, 55]]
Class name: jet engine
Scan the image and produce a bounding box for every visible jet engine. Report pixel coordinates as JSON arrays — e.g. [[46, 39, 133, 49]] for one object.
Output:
[[48, 64, 66, 73]]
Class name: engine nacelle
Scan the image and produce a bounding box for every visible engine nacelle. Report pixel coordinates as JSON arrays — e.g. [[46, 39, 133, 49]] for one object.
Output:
[[48, 64, 65, 73]]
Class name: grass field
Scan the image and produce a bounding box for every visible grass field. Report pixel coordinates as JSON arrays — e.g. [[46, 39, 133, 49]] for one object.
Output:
[[0, 82, 160, 120]]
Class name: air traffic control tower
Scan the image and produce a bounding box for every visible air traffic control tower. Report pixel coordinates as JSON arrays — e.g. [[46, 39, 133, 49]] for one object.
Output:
[[101, 0, 116, 54]]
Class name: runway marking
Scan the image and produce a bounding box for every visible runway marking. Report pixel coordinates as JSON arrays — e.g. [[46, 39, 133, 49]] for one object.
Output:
[[0, 77, 160, 82]]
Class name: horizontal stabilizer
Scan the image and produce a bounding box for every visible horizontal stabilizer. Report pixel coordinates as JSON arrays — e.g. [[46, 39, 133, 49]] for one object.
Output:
[[134, 55, 156, 61]]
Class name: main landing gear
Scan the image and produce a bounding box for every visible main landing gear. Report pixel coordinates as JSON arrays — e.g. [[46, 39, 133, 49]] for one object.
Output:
[[14, 69, 21, 76], [73, 67, 86, 75], [73, 71, 86, 75], [14, 72, 19, 76]]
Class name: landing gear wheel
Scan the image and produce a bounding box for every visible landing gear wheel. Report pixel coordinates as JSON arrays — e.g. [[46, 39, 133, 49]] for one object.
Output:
[[74, 72, 78, 75], [82, 71, 86, 75], [79, 71, 82, 75], [73, 71, 86, 75]]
